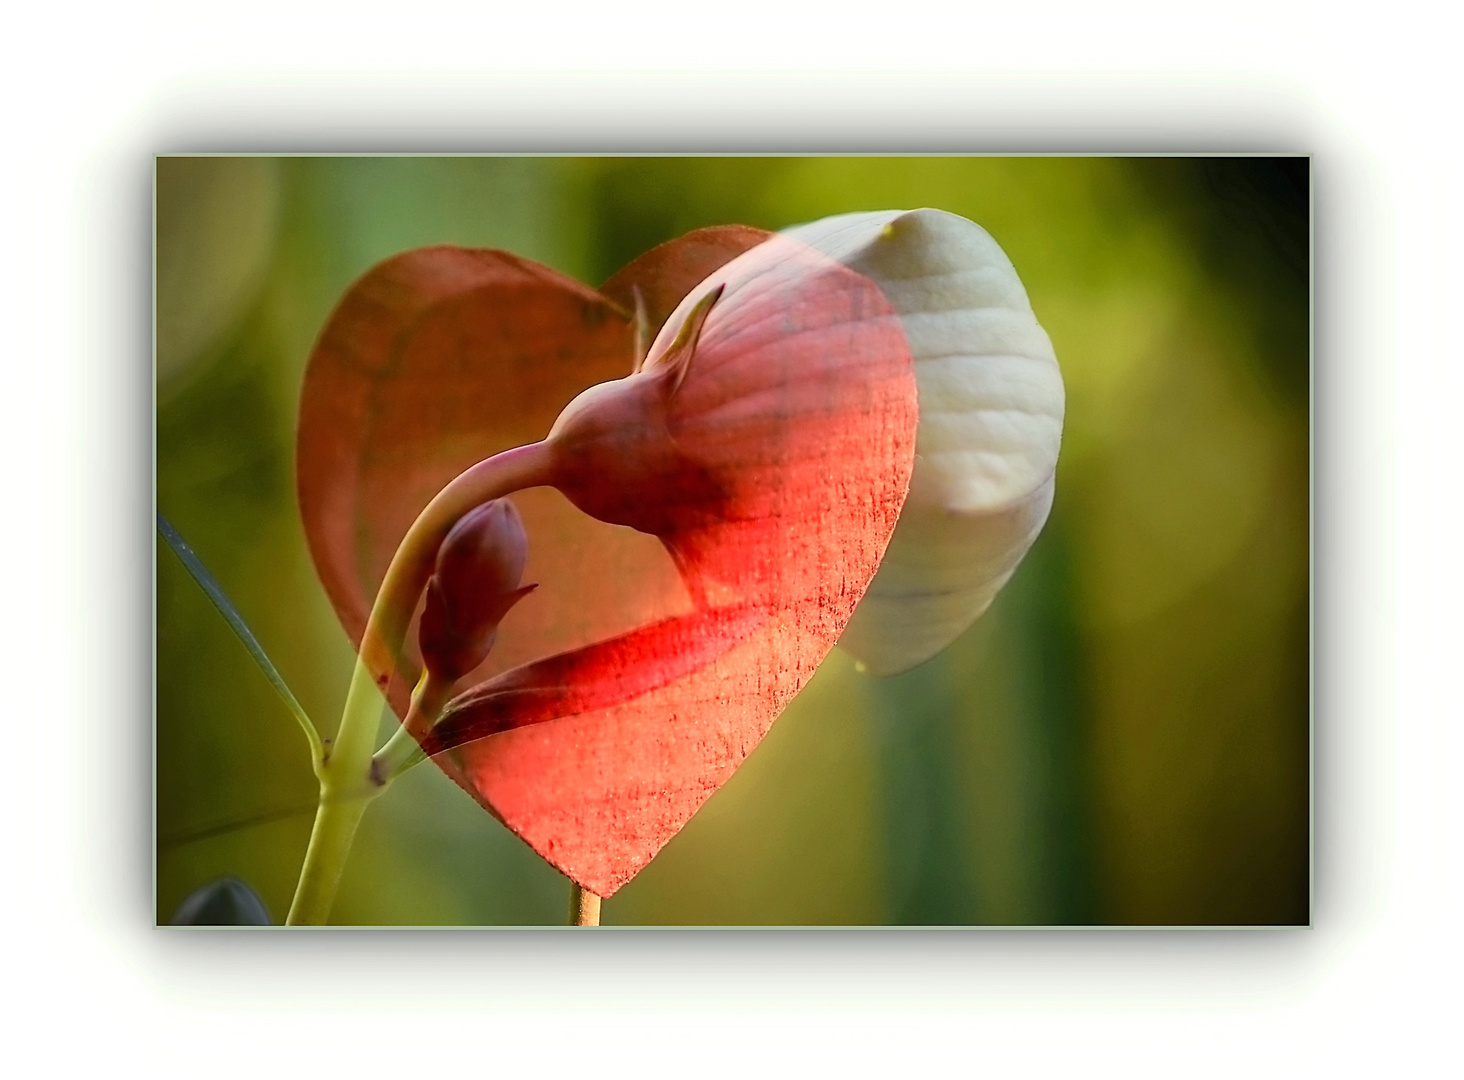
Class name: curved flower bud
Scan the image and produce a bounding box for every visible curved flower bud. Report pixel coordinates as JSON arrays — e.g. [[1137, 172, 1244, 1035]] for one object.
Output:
[[417, 499, 536, 684], [783, 209, 1065, 676], [545, 286, 730, 540]]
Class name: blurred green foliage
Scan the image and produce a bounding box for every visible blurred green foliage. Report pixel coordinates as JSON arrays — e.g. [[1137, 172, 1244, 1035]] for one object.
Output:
[[156, 156, 1309, 925]]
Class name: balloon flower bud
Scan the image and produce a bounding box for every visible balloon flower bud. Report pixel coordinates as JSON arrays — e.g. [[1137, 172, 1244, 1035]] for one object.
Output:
[[545, 286, 729, 539], [544, 209, 1063, 672], [417, 499, 536, 684], [541, 231, 918, 622]]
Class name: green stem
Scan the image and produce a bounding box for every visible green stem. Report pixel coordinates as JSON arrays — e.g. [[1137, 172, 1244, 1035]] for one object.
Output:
[[285, 659, 386, 925], [372, 672, 453, 785], [285, 441, 554, 925], [285, 788, 378, 925], [157, 512, 326, 772]]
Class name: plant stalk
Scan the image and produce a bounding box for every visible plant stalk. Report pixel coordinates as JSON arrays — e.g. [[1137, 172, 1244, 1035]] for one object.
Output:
[[285, 789, 377, 925], [285, 441, 554, 925], [372, 671, 453, 785], [285, 659, 386, 924]]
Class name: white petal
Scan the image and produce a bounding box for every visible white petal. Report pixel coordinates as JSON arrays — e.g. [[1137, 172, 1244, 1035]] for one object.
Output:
[[785, 209, 1066, 675]]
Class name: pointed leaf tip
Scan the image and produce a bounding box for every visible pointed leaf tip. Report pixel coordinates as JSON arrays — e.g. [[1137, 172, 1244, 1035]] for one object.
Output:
[[654, 283, 723, 397]]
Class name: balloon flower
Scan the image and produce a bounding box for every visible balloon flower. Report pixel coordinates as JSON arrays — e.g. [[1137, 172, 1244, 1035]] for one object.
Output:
[[284, 209, 1063, 923]]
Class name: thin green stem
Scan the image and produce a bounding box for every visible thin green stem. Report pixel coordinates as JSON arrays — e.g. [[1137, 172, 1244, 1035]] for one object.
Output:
[[285, 789, 379, 925], [285, 659, 386, 924], [157, 512, 326, 772], [284, 441, 555, 925], [371, 672, 453, 785]]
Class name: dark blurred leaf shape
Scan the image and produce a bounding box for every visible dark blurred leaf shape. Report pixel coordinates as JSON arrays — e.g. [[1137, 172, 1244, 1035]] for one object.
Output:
[[169, 877, 273, 925]]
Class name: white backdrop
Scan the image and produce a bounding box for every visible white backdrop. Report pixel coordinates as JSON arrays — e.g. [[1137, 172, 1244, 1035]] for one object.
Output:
[[5, 2, 1451, 1075]]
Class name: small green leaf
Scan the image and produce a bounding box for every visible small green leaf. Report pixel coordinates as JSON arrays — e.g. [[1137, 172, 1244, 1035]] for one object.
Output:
[[157, 512, 325, 766]]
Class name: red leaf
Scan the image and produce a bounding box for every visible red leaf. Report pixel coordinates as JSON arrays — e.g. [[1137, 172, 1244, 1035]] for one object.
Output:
[[298, 227, 918, 897]]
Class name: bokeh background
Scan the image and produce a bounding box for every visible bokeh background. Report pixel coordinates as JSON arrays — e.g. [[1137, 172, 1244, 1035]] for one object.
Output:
[[155, 156, 1309, 925]]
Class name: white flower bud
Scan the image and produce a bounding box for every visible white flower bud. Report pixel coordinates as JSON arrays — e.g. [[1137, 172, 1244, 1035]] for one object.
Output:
[[783, 209, 1065, 676]]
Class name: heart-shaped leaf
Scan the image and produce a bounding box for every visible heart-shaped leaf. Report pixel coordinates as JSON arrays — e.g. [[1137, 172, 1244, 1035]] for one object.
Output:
[[298, 227, 919, 896]]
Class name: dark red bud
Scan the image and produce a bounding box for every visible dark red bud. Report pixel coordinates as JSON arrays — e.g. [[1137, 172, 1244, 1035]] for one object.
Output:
[[417, 499, 535, 683], [545, 286, 727, 537]]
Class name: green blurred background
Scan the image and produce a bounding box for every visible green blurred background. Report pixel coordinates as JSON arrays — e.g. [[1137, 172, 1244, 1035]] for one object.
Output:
[[155, 156, 1309, 925]]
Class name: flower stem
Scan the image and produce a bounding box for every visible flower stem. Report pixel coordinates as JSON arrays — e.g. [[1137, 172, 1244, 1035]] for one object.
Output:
[[286, 788, 378, 925], [286, 658, 386, 925], [371, 671, 454, 785], [570, 883, 602, 926], [157, 512, 326, 771], [285, 441, 555, 925]]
